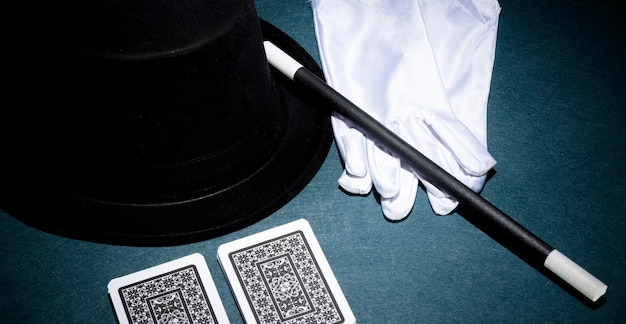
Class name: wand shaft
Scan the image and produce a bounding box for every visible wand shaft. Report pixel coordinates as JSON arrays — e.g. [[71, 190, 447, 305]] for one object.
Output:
[[264, 41, 607, 302]]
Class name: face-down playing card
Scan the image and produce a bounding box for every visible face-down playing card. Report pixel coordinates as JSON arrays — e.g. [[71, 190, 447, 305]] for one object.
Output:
[[217, 219, 356, 324], [107, 253, 230, 324]]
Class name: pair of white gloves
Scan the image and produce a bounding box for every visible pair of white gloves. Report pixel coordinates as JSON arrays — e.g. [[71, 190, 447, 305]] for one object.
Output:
[[311, 0, 501, 220]]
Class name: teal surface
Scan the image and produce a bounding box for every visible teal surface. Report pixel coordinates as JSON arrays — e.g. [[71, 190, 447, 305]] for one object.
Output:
[[2, 0, 625, 322]]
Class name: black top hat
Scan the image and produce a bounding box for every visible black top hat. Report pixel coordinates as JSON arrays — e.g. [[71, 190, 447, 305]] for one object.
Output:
[[1, 0, 333, 245]]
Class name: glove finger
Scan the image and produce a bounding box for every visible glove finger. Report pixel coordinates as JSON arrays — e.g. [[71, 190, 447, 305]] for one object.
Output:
[[332, 116, 372, 194], [393, 116, 463, 215], [380, 164, 418, 221], [421, 170, 488, 215], [395, 115, 457, 175], [414, 108, 496, 176], [337, 169, 373, 195], [417, 178, 456, 215], [463, 172, 488, 193], [342, 130, 368, 178], [426, 190, 459, 215], [366, 137, 401, 199], [332, 116, 368, 178], [338, 130, 372, 194]]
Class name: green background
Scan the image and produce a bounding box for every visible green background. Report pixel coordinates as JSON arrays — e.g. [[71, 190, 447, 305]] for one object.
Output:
[[2, 0, 625, 322]]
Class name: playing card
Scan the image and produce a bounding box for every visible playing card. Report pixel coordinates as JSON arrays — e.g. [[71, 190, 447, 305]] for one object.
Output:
[[217, 219, 356, 324], [107, 253, 230, 324]]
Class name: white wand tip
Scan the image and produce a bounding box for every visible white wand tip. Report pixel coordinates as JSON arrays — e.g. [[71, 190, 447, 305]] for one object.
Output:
[[263, 41, 303, 80], [544, 249, 607, 302]]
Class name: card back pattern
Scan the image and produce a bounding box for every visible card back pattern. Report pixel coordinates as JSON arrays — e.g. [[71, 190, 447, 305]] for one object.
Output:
[[117, 265, 220, 324], [228, 230, 346, 323]]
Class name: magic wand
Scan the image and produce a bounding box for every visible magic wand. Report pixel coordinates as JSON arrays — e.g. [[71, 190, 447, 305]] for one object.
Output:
[[264, 40, 607, 302]]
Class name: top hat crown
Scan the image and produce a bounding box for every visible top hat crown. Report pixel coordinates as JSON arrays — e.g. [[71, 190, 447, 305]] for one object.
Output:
[[1, 0, 333, 245]]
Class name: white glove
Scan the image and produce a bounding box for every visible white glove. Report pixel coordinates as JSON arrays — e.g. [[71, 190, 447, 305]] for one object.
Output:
[[312, 0, 500, 220]]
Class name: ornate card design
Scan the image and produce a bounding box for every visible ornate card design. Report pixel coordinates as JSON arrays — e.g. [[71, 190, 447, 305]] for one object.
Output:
[[108, 253, 229, 324], [218, 219, 355, 324], [118, 265, 216, 324]]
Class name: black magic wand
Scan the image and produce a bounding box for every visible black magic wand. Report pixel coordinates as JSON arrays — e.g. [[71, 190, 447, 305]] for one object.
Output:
[[264, 41, 607, 302]]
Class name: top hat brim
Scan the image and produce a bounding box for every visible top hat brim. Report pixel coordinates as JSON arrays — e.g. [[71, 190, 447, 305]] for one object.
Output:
[[0, 19, 334, 246]]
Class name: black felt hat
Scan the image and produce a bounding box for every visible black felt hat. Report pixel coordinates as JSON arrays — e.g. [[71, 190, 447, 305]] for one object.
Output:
[[1, 0, 332, 245]]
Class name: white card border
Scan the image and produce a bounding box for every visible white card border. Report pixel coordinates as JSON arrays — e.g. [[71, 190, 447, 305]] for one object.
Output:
[[107, 253, 230, 324], [217, 218, 355, 324]]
